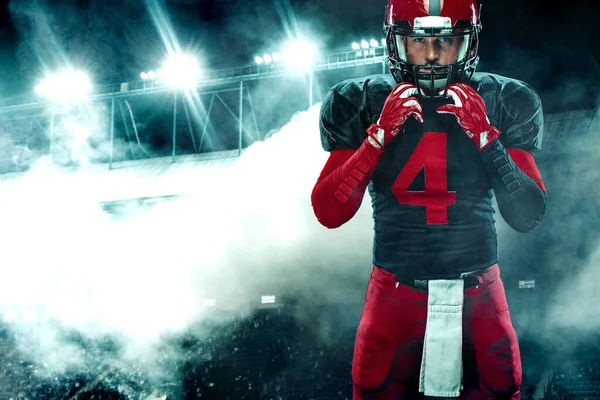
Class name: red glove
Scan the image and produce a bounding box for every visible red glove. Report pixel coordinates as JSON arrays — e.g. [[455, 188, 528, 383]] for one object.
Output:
[[367, 83, 423, 150], [436, 83, 501, 151]]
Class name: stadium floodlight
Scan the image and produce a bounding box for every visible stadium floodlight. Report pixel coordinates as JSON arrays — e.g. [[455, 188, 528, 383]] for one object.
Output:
[[161, 53, 202, 89], [352, 42, 361, 50], [255, 52, 281, 65], [140, 70, 163, 86], [34, 69, 92, 103], [361, 40, 370, 49], [281, 39, 318, 72], [381, 38, 386, 46], [370, 39, 379, 48]]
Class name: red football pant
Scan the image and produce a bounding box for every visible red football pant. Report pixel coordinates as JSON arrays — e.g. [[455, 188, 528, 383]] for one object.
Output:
[[352, 265, 521, 400]]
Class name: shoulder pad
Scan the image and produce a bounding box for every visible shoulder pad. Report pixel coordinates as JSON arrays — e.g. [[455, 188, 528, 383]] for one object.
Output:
[[475, 73, 543, 153], [319, 75, 395, 151]]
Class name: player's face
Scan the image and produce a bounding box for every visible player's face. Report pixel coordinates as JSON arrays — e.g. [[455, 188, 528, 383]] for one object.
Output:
[[403, 35, 465, 68]]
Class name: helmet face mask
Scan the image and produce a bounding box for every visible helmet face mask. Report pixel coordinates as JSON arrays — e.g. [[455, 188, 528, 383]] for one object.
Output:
[[384, 0, 482, 99]]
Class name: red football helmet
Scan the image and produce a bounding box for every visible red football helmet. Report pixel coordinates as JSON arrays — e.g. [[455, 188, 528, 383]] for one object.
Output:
[[384, 0, 482, 97]]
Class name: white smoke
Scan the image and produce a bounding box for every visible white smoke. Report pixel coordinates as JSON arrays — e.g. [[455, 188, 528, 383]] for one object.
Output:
[[545, 244, 600, 333], [0, 103, 374, 391]]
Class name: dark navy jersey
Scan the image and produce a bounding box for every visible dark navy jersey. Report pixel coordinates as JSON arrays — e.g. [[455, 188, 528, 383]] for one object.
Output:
[[319, 73, 544, 279]]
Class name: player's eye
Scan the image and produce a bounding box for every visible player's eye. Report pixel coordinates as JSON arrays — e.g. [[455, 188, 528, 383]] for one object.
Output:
[[437, 37, 452, 44], [412, 37, 426, 44]]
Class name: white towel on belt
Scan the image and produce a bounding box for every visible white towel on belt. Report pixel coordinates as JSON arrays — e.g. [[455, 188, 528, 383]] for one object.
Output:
[[418, 279, 465, 397]]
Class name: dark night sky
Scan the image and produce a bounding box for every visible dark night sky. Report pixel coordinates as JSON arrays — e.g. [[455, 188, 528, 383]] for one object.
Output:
[[0, 0, 599, 112]]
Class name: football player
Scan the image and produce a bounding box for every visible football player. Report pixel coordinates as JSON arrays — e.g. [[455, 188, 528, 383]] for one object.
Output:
[[311, 0, 547, 399]]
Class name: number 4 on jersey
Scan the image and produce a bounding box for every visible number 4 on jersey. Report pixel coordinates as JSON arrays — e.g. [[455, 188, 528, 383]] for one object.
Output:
[[391, 132, 456, 225]]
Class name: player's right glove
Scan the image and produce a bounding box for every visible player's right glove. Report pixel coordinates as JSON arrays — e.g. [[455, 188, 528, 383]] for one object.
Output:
[[366, 83, 423, 150]]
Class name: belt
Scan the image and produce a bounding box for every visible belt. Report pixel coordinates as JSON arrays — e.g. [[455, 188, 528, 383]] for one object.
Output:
[[397, 274, 482, 292]]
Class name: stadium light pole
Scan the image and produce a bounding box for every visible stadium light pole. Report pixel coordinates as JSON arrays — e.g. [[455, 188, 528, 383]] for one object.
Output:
[[109, 97, 115, 170], [172, 90, 178, 163], [255, 39, 318, 109], [154, 52, 203, 162], [282, 39, 319, 108]]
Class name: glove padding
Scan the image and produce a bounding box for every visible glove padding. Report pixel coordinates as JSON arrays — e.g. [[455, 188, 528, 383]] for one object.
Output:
[[436, 83, 500, 151], [367, 83, 423, 150]]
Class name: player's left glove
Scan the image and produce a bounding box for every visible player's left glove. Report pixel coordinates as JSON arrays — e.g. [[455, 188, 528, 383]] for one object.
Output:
[[436, 83, 500, 151]]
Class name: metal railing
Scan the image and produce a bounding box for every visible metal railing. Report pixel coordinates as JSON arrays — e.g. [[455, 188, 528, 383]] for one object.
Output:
[[0, 47, 387, 113]]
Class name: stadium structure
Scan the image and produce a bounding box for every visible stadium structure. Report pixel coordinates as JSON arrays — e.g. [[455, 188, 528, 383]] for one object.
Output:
[[0, 41, 599, 400], [0, 41, 596, 210]]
